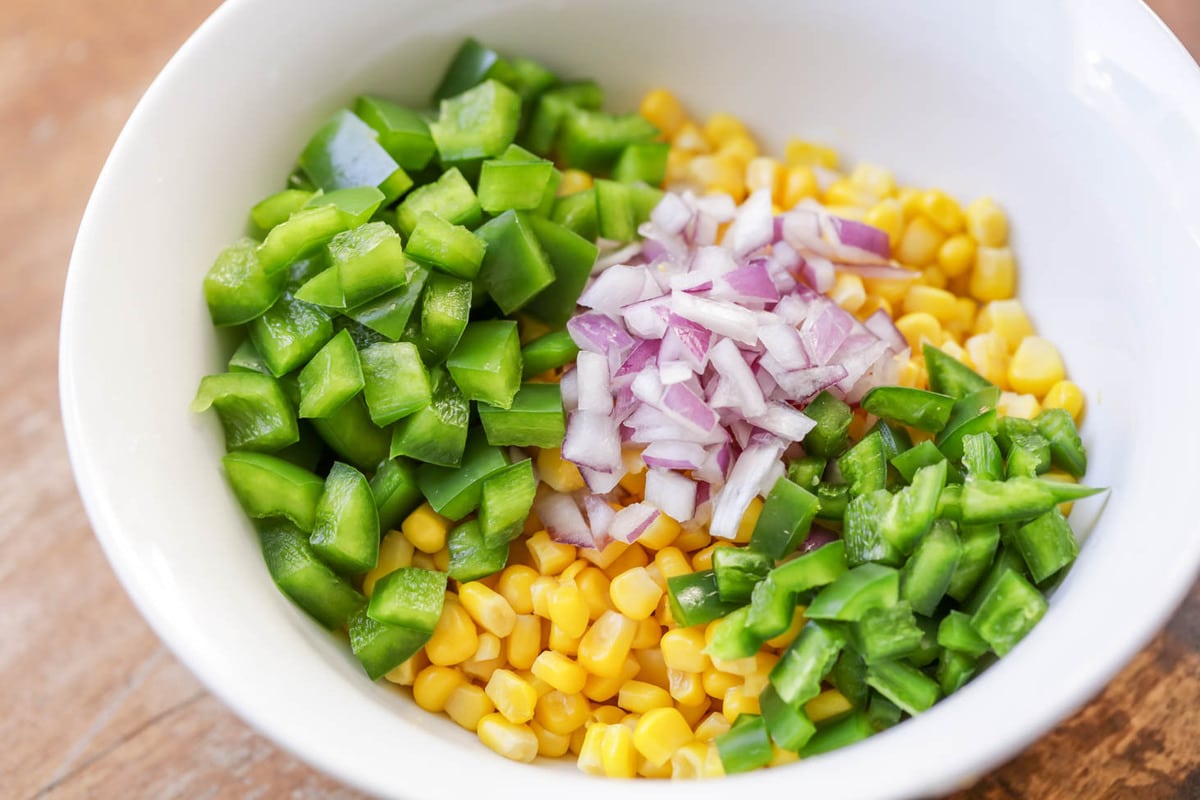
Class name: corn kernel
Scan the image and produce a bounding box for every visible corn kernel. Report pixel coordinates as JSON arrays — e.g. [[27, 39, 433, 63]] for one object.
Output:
[[531, 720, 571, 758], [1043, 380, 1085, 422], [632, 617, 662, 650], [1008, 336, 1066, 397], [672, 121, 709, 153], [601, 722, 639, 778], [592, 705, 626, 725], [579, 540, 627, 570], [784, 138, 839, 169], [637, 513, 682, 550], [780, 164, 819, 209], [862, 275, 914, 306], [384, 650, 427, 686], [702, 742, 725, 777], [604, 543, 650, 580], [850, 162, 896, 198], [722, 685, 761, 723], [638, 755, 674, 779], [804, 688, 855, 723], [694, 711, 732, 742], [577, 567, 613, 619], [745, 156, 783, 198], [904, 285, 958, 323], [938, 234, 977, 278], [678, 699, 712, 731], [770, 744, 800, 767], [824, 177, 877, 209], [616, 680, 673, 714], [765, 611, 806, 650], [531, 650, 588, 695], [548, 623, 581, 656], [653, 547, 692, 581], [640, 89, 686, 138], [609, 566, 665, 621], [655, 595, 676, 628], [940, 338, 968, 362], [947, 296, 978, 339], [506, 614, 542, 671], [998, 391, 1042, 420], [526, 530, 577, 576], [975, 299, 1034, 351], [536, 447, 586, 492], [702, 665, 741, 699], [855, 295, 893, 322], [458, 582, 517, 637], [896, 216, 947, 268], [558, 168, 593, 196], [445, 684, 495, 732], [496, 564, 538, 615], [363, 530, 414, 596], [742, 671, 770, 698], [474, 631, 502, 661], [661, 628, 711, 673], [920, 265, 948, 290], [425, 596, 478, 666], [630, 707, 694, 767], [535, 689, 592, 736], [703, 112, 749, 146], [413, 665, 465, 712], [549, 582, 590, 638], [401, 503, 449, 554], [529, 575, 558, 617], [895, 312, 944, 351], [462, 635, 506, 683], [921, 189, 964, 234], [671, 740, 709, 778], [672, 527, 712, 553], [970, 246, 1017, 301], [484, 669, 538, 724], [578, 610, 638, 677], [965, 196, 1009, 246], [663, 668, 704, 707], [865, 199, 904, 247], [577, 723, 608, 775], [718, 134, 758, 166], [558, 558, 589, 585], [583, 656, 641, 703], [633, 647, 671, 691], [687, 154, 746, 202], [432, 547, 450, 572], [831, 273, 867, 313], [569, 725, 588, 756], [964, 331, 1011, 388], [618, 468, 647, 496], [521, 669, 555, 698]]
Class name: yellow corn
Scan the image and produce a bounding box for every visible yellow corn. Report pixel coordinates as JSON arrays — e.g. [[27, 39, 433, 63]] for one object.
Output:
[[413, 665, 465, 713], [531, 650, 588, 695], [433, 547, 450, 572], [970, 246, 1017, 301], [583, 656, 641, 703], [850, 162, 897, 198], [548, 623, 582, 657], [549, 582, 590, 638], [579, 540, 627, 570], [896, 215, 947, 268], [947, 296, 979, 339], [618, 468, 647, 497], [733, 496, 764, 544], [578, 610, 639, 678], [401, 503, 449, 554], [672, 527, 712, 553], [617, 680, 673, 714], [856, 295, 893, 322], [604, 543, 650, 579], [701, 665, 741, 699], [663, 668, 704, 707], [687, 154, 746, 202], [745, 156, 783, 197], [458, 581, 517, 637], [609, 566, 665, 621], [975, 299, 1034, 351], [496, 564, 538, 615], [660, 628, 711, 673], [862, 275, 913, 306], [558, 558, 589, 585], [678, 698, 712, 731], [654, 547, 692, 581], [637, 513, 682, 550], [784, 138, 838, 169], [362, 530, 414, 595], [558, 168, 593, 196], [694, 711, 732, 742], [600, 722, 639, 778], [780, 164, 819, 209], [671, 121, 709, 154], [506, 614, 542, 671], [639, 89, 686, 138], [445, 683, 495, 732], [830, 273, 867, 313], [531, 720, 572, 758], [384, 651, 427, 686], [897, 186, 924, 217], [718, 134, 758, 167], [633, 647, 671, 690], [632, 707, 695, 767], [1043, 380, 1085, 422], [920, 266, 948, 290], [702, 743, 725, 777], [577, 567, 614, 619], [998, 391, 1042, 420], [895, 311, 944, 351], [569, 726, 588, 757], [703, 112, 749, 146], [964, 331, 1011, 388], [1008, 336, 1066, 397], [721, 685, 761, 723], [536, 447, 586, 492], [526, 530, 577, 576], [642, 563, 667, 592], [632, 617, 662, 650], [823, 177, 877, 209], [530, 575, 559, 618], [937, 233, 977, 278], [462, 632, 506, 683], [920, 189, 965, 234], [484, 669, 538, 725], [425, 596, 478, 666], [671, 740, 709, 779], [965, 196, 1009, 246], [521, 670, 555, 698], [903, 285, 958, 323], [577, 723, 608, 776], [476, 713, 538, 763], [865, 199, 905, 247], [535, 689, 592, 736], [770, 744, 800, 767], [765, 611, 806, 650], [592, 705, 626, 725], [805, 689, 855, 723], [638, 756, 674, 779]]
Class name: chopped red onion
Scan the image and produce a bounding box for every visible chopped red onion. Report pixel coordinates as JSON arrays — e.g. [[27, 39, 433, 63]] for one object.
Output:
[[708, 338, 767, 418], [536, 492, 595, 548], [642, 440, 708, 471], [650, 192, 693, 236], [659, 313, 712, 371], [690, 245, 738, 276], [835, 262, 920, 280], [800, 299, 856, 365], [579, 465, 624, 495], [710, 434, 786, 539], [671, 290, 759, 346], [758, 323, 810, 370], [658, 361, 694, 385], [575, 351, 613, 414], [560, 367, 579, 411], [645, 468, 698, 522], [614, 338, 660, 380], [582, 493, 617, 547], [825, 215, 891, 260], [724, 188, 774, 258], [578, 265, 654, 313], [622, 295, 671, 340], [863, 308, 908, 354], [610, 502, 661, 544], [750, 402, 819, 441], [562, 410, 622, 473], [567, 312, 635, 358]]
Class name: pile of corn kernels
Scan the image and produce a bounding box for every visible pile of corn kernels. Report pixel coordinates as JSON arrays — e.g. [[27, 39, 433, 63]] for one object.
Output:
[[357, 89, 1086, 779]]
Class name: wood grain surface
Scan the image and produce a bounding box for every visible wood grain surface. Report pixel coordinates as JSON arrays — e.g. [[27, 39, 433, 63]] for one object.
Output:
[[2, 1, 1196, 797]]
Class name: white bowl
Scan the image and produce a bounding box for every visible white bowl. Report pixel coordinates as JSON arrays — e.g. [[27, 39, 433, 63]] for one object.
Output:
[[61, 0, 1200, 797]]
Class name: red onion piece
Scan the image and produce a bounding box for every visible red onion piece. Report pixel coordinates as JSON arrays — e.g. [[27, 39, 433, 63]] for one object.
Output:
[[758, 323, 810, 370], [650, 192, 693, 236], [645, 468, 698, 522], [536, 493, 595, 548], [622, 295, 672, 340], [834, 262, 920, 281], [671, 290, 759, 346], [863, 308, 908, 353], [750, 402, 818, 441], [708, 338, 767, 417], [578, 265, 654, 313], [659, 313, 712, 371], [724, 188, 775, 258], [800, 527, 841, 553], [610, 502, 661, 544], [827, 215, 891, 259], [642, 440, 707, 471], [562, 410, 622, 473], [710, 434, 786, 539], [582, 493, 617, 547], [567, 312, 635, 358], [575, 351, 613, 414]]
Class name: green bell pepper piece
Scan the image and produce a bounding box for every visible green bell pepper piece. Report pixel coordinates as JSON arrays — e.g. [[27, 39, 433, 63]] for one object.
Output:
[[936, 610, 990, 658], [946, 523, 1001, 602], [474, 211, 557, 316], [370, 457, 422, 533], [477, 382, 565, 447], [204, 237, 286, 326], [292, 265, 344, 308], [937, 649, 978, 695], [666, 569, 739, 628], [446, 320, 522, 409], [899, 518, 962, 616], [706, 605, 764, 661], [342, 263, 429, 341], [862, 386, 955, 433], [250, 189, 315, 235], [749, 476, 820, 559], [520, 331, 580, 378], [746, 576, 798, 641], [959, 477, 1103, 525], [405, 213, 487, 280], [849, 601, 925, 663], [880, 460, 947, 554], [448, 519, 510, 581], [192, 372, 299, 452], [432, 38, 506, 102], [297, 329, 364, 419], [430, 79, 521, 172], [814, 482, 849, 522], [558, 108, 658, 173], [354, 95, 436, 171], [935, 386, 1000, 462], [770, 539, 849, 594], [715, 714, 773, 774], [523, 81, 605, 157], [298, 110, 411, 201], [868, 418, 913, 464], [310, 394, 391, 472], [257, 187, 385, 275], [248, 294, 334, 377], [769, 620, 844, 704], [786, 455, 827, 491], [417, 273, 472, 365], [924, 342, 993, 398], [866, 658, 940, 715], [803, 391, 853, 458], [612, 141, 670, 185], [969, 568, 1048, 656], [367, 567, 447, 630], [844, 489, 902, 567], [223, 451, 324, 532], [478, 145, 557, 213], [551, 188, 599, 242], [830, 650, 869, 708], [891, 440, 958, 484], [712, 547, 772, 604], [961, 432, 1004, 481], [1013, 508, 1078, 583], [228, 337, 269, 375], [479, 459, 537, 547], [390, 366, 470, 467], [359, 341, 431, 426], [522, 215, 599, 327], [1034, 408, 1087, 478], [806, 563, 899, 621], [798, 711, 874, 757], [258, 521, 365, 629], [838, 431, 889, 497], [1005, 432, 1052, 479], [593, 179, 635, 241], [395, 167, 482, 237], [309, 461, 380, 574], [416, 428, 509, 520], [348, 606, 430, 680], [759, 685, 816, 752], [321, 221, 411, 308]]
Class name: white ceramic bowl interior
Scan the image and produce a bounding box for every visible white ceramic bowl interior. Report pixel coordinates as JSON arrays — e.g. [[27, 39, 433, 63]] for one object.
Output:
[[61, 1, 1200, 798]]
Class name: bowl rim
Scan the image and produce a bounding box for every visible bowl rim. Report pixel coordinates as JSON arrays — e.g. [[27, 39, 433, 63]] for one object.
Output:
[[60, 0, 1200, 798]]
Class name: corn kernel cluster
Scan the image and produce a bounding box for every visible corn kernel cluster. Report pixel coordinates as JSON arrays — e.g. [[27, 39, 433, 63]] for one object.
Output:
[[367, 90, 1087, 778]]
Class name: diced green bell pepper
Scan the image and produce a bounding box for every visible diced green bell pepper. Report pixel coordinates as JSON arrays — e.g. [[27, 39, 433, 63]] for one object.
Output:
[[844, 489, 902, 567], [935, 386, 1000, 462], [417, 273, 472, 365], [192, 372, 299, 452], [432, 38, 506, 102], [804, 391, 854, 459], [838, 431, 889, 497], [248, 294, 334, 377], [759, 685, 816, 752], [1034, 408, 1087, 478], [806, 563, 899, 621], [1013, 508, 1078, 583], [521, 331, 580, 378], [448, 519, 510, 581], [473, 211, 557, 316], [814, 482, 849, 522], [523, 81, 605, 157], [359, 341, 431, 426], [477, 382, 565, 448], [322, 221, 411, 308], [891, 440, 955, 484], [862, 386, 955, 433], [865, 658, 941, 715], [880, 460, 947, 554], [405, 213, 487, 280], [367, 567, 447, 629], [715, 714, 774, 774], [969, 568, 1048, 656], [478, 145, 557, 213], [712, 547, 772, 604], [250, 189, 315, 235], [937, 610, 990, 658], [593, 179, 635, 241], [342, 263, 429, 341], [228, 337, 270, 375], [370, 457, 422, 532], [298, 110, 412, 201], [961, 432, 1004, 482], [924, 342, 993, 398], [900, 518, 961, 616], [849, 601, 925, 663], [390, 366, 470, 467], [204, 237, 286, 326], [309, 461, 380, 574], [937, 649, 978, 695], [558, 108, 658, 173], [446, 320, 522, 409], [613, 141, 670, 186], [551, 188, 599, 242], [706, 605, 764, 661], [1006, 432, 1052, 479], [946, 523, 1001, 602], [479, 459, 537, 547], [310, 394, 391, 472], [416, 428, 509, 520], [746, 576, 798, 641], [770, 539, 848, 594], [786, 455, 827, 491], [769, 620, 844, 704], [348, 606, 430, 680], [297, 329, 364, 418], [522, 215, 599, 327], [354, 95, 436, 171], [257, 187, 385, 275], [798, 711, 875, 757], [430, 79, 521, 172], [395, 167, 482, 237], [666, 569, 740, 628], [223, 451, 324, 532], [749, 476, 820, 559], [830, 650, 869, 708], [959, 477, 1103, 525], [258, 522, 365, 629]]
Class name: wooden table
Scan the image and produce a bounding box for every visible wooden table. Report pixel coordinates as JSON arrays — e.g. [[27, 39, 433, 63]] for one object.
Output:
[[3, 1, 1197, 797]]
